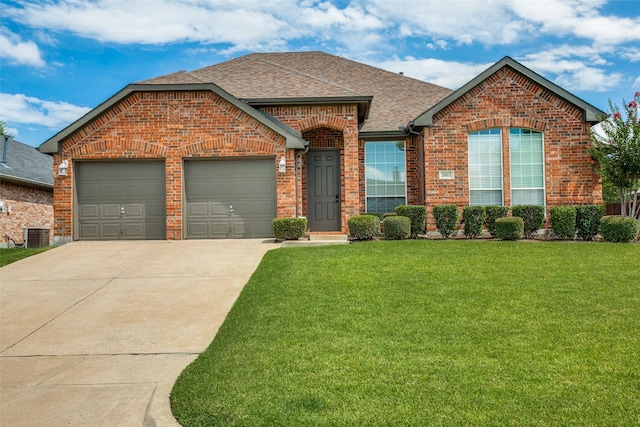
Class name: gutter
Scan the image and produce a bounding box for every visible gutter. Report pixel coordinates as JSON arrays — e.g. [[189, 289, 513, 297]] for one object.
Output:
[[294, 141, 311, 218], [405, 121, 426, 206]]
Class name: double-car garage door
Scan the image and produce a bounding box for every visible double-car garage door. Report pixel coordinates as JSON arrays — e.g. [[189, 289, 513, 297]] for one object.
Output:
[[75, 159, 275, 240]]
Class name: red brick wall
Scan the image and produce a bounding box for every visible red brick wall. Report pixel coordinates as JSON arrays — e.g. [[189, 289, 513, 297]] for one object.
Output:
[[423, 67, 602, 230], [262, 104, 360, 232], [54, 91, 288, 241], [0, 181, 53, 246]]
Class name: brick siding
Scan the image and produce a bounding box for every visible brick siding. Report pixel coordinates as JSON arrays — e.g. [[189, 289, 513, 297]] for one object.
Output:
[[422, 67, 602, 230], [0, 181, 53, 246]]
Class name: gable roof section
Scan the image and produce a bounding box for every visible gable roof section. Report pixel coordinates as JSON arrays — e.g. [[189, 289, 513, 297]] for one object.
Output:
[[39, 82, 307, 154], [140, 52, 453, 133], [413, 56, 604, 127], [1, 137, 53, 190]]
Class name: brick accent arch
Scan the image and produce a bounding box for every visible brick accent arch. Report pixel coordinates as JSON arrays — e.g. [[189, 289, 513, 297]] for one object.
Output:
[[180, 136, 278, 157], [465, 117, 546, 133], [68, 138, 168, 158], [297, 115, 349, 133]]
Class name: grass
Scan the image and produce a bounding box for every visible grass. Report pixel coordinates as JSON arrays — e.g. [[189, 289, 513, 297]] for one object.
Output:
[[0, 246, 53, 267], [171, 240, 640, 426]]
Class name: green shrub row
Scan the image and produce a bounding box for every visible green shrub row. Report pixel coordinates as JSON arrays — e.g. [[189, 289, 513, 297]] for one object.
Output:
[[272, 217, 307, 240], [575, 205, 605, 241], [395, 205, 426, 238], [348, 215, 380, 241], [600, 216, 639, 243], [432, 205, 458, 239], [495, 217, 524, 240], [462, 206, 486, 238], [383, 216, 411, 240], [549, 206, 576, 240], [511, 205, 546, 238]]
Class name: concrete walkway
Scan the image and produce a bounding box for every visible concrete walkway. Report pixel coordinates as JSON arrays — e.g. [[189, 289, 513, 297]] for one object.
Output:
[[0, 239, 279, 426]]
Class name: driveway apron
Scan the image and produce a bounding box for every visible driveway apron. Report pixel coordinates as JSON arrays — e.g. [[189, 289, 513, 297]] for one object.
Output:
[[0, 240, 279, 426]]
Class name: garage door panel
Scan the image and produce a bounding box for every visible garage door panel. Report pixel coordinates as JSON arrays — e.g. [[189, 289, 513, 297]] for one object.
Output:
[[188, 202, 208, 217], [76, 161, 166, 240], [185, 159, 275, 239], [102, 204, 121, 219], [188, 222, 208, 238]]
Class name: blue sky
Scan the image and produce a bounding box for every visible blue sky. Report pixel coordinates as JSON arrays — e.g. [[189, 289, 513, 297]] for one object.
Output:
[[1, 0, 639, 147]]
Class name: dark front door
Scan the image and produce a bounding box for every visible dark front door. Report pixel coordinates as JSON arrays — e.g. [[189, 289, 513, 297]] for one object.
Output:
[[307, 149, 340, 231]]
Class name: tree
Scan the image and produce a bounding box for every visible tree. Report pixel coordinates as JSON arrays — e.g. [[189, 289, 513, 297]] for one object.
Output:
[[589, 92, 640, 220]]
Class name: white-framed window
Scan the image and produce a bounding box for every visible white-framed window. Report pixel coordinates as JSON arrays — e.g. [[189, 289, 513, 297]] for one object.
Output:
[[510, 129, 545, 206], [365, 141, 406, 216], [468, 129, 503, 206]]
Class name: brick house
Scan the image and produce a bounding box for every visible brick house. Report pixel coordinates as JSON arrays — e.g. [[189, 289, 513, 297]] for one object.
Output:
[[1, 136, 54, 247], [39, 53, 603, 243]]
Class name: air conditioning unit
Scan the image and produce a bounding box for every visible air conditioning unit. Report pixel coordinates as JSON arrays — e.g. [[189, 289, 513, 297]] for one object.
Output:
[[23, 228, 50, 248]]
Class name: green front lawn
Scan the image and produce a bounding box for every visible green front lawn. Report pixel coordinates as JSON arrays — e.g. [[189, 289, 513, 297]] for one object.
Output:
[[171, 241, 640, 426], [0, 246, 53, 267]]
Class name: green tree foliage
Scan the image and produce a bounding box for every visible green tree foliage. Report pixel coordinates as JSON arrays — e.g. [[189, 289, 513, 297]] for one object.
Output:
[[590, 92, 640, 220]]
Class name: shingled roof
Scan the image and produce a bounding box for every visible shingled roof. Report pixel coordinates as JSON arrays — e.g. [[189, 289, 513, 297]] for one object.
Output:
[[1, 137, 53, 190], [139, 51, 453, 133]]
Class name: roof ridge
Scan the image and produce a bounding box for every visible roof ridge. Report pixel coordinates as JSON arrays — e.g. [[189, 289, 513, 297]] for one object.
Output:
[[253, 55, 361, 96]]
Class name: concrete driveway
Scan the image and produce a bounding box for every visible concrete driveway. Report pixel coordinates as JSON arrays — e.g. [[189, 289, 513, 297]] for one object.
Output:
[[0, 239, 279, 427]]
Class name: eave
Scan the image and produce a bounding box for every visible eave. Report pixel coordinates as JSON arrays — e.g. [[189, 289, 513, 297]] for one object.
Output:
[[413, 56, 605, 127], [39, 83, 308, 154]]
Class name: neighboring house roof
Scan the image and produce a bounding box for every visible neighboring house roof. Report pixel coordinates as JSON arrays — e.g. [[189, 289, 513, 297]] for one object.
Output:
[[139, 51, 454, 133], [414, 56, 605, 127], [39, 82, 307, 154], [1, 136, 53, 190]]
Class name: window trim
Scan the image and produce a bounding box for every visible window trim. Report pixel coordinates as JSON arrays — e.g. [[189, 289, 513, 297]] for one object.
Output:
[[509, 128, 546, 208], [364, 140, 407, 215], [467, 128, 504, 206]]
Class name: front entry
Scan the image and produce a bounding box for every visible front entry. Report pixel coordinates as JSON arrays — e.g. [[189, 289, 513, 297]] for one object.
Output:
[[307, 149, 341, 231]]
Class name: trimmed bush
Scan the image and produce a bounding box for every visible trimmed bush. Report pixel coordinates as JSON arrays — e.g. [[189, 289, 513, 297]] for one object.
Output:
[[549, 206, 577, 240], [575, 205, 605, 241], [462, 206, 486, 239], [484, 206, 509, 237], [361, 212, 383, 220], [495, 217, 524, 241], [432, 205, 458, 239], [600, 216, 639, 243], [348, 215, 380, 241], [383, 216, 411, 240], [511, 205, 546, 238], [395, 205, 427, 238], [272, 217, 307, 241]]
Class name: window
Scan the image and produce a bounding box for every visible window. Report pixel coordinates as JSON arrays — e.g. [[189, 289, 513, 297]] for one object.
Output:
[[468, 129, 503, 206], [510, 129, 544, 206], [365, 141, 406, 216]]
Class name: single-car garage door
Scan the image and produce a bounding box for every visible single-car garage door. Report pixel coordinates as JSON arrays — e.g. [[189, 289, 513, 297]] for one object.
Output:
[[185, 158, 275, 239], [75, 161, 166, 240]]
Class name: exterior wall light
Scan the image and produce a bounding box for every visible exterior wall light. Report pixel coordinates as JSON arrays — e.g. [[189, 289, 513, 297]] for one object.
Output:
[[58, 160, 69, 176], [279, 156, 286, 173], [0, 201, 4, 213]]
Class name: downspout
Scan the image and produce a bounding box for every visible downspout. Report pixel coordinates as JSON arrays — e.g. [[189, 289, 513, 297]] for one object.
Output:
[[405, 121, 426, 205], [294, 140, 310, 217]]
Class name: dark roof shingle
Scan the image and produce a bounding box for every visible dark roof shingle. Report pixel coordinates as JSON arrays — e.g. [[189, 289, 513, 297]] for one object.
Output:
[[1, 137, 53, 189], [139, 52, 454, 132]]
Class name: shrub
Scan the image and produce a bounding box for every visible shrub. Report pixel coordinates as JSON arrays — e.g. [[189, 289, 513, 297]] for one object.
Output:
[[462, 206, 486, 239], [600, 216, 639, 243], [272, 217, 307, 240], [575, 205, 605, 241], [383, 216, 411, 240], [348, 215, 380, 241], [361, 212, 383, 220], [484, 206, 509, 237], [549, 206, 577, 240], [511, 205, 546, 238], [495, 217, 524, 241], [395, 205, 426, 238], [432, 205, 458, 239]]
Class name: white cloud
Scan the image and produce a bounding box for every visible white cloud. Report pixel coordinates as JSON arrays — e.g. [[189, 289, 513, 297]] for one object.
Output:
[[0, 93, 91, 129], [634, 76, 640, 89], [0, 28, 45, 67], [373, 57, 491, 89], [520, 46, 623, 92]]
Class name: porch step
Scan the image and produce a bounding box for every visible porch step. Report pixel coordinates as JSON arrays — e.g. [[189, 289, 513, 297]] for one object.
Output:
[[308, 234, 348, 241]]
